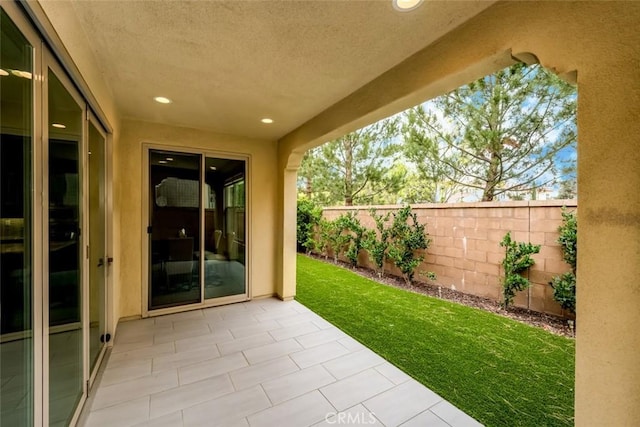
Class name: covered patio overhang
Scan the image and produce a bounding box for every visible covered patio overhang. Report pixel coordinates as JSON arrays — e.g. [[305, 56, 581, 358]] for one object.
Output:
[[28, 1, 640, 424]]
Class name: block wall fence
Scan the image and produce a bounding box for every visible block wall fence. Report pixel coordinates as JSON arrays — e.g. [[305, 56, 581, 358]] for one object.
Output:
[[322, 200, 577, 317]]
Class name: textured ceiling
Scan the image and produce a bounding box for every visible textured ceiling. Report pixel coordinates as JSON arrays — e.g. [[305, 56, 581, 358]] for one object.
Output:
[[65, 0, 495, 140]]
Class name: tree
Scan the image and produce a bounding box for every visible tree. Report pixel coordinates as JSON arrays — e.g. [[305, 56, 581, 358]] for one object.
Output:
[[403, 63, 577, 201], [402, 106, 464, 202], [297, 118, 402, 206]]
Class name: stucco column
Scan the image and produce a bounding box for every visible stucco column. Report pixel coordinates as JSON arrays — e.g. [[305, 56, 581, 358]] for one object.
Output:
[[575, 67, 640, 424], [275, 149, 301, 301]]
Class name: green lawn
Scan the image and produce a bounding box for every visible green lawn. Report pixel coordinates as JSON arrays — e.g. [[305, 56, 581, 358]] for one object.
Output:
[[296, 254, 575, 427]]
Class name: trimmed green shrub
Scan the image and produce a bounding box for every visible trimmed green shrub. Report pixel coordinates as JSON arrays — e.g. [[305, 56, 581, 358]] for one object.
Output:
[[500, 231, 541, 308], [388, 205, 431, 284], [296, 198, 322, 253], [550, 208, 577, 314], [364, 208, 392, 277]]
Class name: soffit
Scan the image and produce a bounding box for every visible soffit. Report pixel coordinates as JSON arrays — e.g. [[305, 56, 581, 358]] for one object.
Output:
[[58, 0, 495, 140]]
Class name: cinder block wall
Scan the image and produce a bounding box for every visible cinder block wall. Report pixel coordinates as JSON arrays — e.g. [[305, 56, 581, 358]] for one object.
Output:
[[322, 200, 577, 317]]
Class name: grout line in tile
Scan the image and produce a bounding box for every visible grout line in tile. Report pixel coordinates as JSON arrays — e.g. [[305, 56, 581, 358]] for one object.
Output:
[[258, 383, 275, 407]]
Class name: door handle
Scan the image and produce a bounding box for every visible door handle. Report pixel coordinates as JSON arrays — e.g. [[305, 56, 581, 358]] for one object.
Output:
[[97, 258, 104, 267]]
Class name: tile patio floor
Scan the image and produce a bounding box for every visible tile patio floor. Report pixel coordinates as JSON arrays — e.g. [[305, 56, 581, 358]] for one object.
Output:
[[79, 298, 482, 427]]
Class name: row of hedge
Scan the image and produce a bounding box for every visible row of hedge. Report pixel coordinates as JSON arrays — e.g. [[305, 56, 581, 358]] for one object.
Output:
[[297, 200, 433, 285], [297, 199, 577, 315]]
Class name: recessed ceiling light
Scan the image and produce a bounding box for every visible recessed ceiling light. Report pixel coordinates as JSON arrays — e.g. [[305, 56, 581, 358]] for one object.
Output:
[[165, 157, 174, 161], [154, 96, 172, 104], [52, 123, 66, 129], [392, 0, 423, 11], [0, 69, 9, 76], [158, 160, 168, 164], [10, 69, 32, 79], [261, 118, 274, 124]]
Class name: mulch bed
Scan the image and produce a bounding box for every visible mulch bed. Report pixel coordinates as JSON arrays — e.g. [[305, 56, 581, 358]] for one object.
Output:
[[307, 254, 575, 338]]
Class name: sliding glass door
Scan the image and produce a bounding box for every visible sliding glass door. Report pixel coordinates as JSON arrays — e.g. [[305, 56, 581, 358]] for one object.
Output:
[[46, 66, 84, 427], [149, 150, 202, 310], [1, 4, 111, 425], [204, 157, 246, 300], [147, 149, 247, 312], [87, 118, 107, 381], [0, 9, 35, 426]]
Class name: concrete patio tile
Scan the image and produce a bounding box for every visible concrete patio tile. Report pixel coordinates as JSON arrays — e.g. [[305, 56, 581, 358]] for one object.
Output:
[[375, 362, 413, 385], [242, 338, 303, 365], [182, 385, 270, 427], [262, 365, 336, 405], [247, 390, 335, 427], [153, 323, 212, 344], [295, 328, 347, 349], [152, 346, 220, 373], [171, 318, 212, 332], [178, 352, 248, 385], [81, 299, 481, 427], [116, 318, 172, 336], [154, 310, 204, 325], [337, 336, 366, 352], [253, 306, 302, 322], [218, 332, 275, 355], [149, 373, 234, 418], [229, 356, 299, 390], [111, 335, 155, 353], [100, 359, 152, 386], [290, 341, 350, 369], [312, 317, 336, 330], [92, 369, 178, 410], [201, 308, 224, 321], [229, 319, 281, 338], [313, 404, 383, 426], [268, 321, 320, 341], [107, 342, 175, 366], [323, 349, 386, 379], [132, 411, 184, 427], [430, 400, 483, 426], [84, 396, 150, 427], [363, 380, 443, 427], [274, 312, 318, 328], [320, 368, 395, 411], [399, 410, 451, 427], [210, 317, 260, 331], [174, 330, 234, 353]]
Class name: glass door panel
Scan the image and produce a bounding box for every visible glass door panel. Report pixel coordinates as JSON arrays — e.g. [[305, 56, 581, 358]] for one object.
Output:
[[0, 9, 34, 426], [88, 120, 106, 377], [149, 150, 201, 310], [204, 157, 246, 299], [47, 69, 84, 426]]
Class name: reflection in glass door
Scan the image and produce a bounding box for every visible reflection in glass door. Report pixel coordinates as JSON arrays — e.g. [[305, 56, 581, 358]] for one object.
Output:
[[47, 68, 84, 426], [88, 119, 107, 379], [204, 157, 246, 300], [0, 9, 34, 426], [149, 150, 201, 310]]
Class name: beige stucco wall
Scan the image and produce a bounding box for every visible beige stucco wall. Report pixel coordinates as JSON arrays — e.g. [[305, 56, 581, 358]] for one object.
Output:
[[114, 119, 279, 318], [279, 2, 640, 425]]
